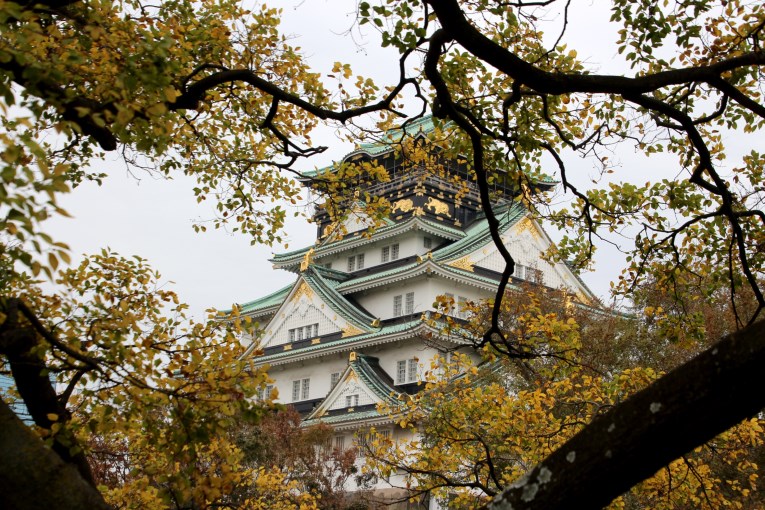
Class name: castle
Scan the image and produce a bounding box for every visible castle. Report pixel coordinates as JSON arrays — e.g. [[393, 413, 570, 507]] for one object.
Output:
[[238, 116, 594, 507]]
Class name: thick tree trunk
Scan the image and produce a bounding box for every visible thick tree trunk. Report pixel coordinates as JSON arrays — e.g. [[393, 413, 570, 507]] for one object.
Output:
[[482, 320, 765, 510], [0, 400, 111, 510]]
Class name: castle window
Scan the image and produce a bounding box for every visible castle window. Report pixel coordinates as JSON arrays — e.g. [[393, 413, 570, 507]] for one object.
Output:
[[289, 329, 296, 342], [457, 296, 468, 319], [330, 372, 341, 387], [347, 256, 355, 272], [345, 394, 359, 407], [257, 384, 274, 401], [292, 378, 310, 401], [443, 293, 455, 314], [335, 435, 345, 450], [393, 295, 403, 316], [424, 236, 432, 249], [396, 359, 418, 384], [381, 243, 400, 263], [357, 253, 365, 269], [405, 292, 414, 314]]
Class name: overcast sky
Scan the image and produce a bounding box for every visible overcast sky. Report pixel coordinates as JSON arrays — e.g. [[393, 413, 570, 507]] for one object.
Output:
[[44, 1, 659, 319]]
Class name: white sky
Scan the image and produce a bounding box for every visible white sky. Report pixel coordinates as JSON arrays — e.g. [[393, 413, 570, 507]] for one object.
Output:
[[44, 1, 681, 318]]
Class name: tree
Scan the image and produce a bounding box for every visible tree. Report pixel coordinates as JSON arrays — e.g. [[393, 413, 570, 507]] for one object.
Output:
[[367, 285, 764, 508], [233, 407, 373, 510], [1, 0, 764, 508]]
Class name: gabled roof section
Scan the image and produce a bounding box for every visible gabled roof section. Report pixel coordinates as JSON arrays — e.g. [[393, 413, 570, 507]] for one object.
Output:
[[240, 266, 379, 358], [271, 216, 465, 271], [238, 282, 294, 316], [299, 266, 378, 330], [432, 202, 527, 263], [304, 353, 400, 424]]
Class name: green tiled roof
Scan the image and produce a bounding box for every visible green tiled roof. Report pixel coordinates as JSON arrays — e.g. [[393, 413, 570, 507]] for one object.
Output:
[[238, 282, 294, 315], [251, 319, 424, 364], [352, 354, 399, 404], [270, 216, 465, 269], [334, 258, 514, 294], [433, 202, 527, 262], [301, 266, 377, 331], [303, 353, 401, 426], [335, 260, 420, 290], [303, 408, 387, 426]]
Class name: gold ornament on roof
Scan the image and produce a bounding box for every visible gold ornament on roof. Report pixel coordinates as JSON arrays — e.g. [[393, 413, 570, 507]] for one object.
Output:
[[449, 256, 475, 272], [349, 351, 357, 361], [426, 197, 449, 216], [291, 281, 313, 302], [516, 217, 540, 239], [300, 248, 315, 272], [392, 199, 414, 213], [341, 324, 363, 338]]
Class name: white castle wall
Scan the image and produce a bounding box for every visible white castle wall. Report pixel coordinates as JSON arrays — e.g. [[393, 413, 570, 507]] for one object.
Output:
[[314, 232, 435, 272], [353, 275, 488, 321]]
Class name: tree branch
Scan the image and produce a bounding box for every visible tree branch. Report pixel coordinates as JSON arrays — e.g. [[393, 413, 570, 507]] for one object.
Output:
[[481, 320, 765, 510]]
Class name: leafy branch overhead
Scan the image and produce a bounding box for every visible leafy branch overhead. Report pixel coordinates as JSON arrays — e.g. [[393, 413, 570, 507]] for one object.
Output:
[[0, 0, 764, 509]]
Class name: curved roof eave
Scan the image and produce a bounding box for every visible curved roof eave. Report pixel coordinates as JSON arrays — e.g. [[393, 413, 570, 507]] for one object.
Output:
[[335, 259, 508, 294], [270, 217, 466, 270], [249, 319, 468, 367]]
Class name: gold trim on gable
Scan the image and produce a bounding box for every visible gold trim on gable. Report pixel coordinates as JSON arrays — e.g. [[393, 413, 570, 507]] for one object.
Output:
[[449, 256, 475, 272], [311, 338, 321, 345], [283, 344, 292, 351], [516, 217, 540, 239], [292, 281, 313, 302]]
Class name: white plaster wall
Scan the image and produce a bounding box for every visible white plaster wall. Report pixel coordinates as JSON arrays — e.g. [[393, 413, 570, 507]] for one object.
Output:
[[473, 232, 587, 294], [314, 230, 433, 272], [354, 274, 491, 321], [354, 278, 432, 319], [265, 353, 349, 403], [377, 342, 442, 385], [468, 222, 579, 290]]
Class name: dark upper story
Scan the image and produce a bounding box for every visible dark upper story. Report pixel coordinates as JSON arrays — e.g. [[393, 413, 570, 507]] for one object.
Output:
[[307, 148, 554, 239], [299, 116, 555, 240]]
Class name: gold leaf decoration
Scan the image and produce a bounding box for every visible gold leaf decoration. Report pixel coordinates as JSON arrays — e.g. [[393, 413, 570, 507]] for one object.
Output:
[[392, 198, 414, 213], [449, 256, 475, 272]]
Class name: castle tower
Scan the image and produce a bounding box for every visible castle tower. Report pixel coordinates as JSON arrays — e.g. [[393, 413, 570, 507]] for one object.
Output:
[[237, 116, 594, 505]]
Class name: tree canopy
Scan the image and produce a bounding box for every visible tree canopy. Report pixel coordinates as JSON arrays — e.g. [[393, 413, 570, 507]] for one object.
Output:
[[0, 0, 764, 509]]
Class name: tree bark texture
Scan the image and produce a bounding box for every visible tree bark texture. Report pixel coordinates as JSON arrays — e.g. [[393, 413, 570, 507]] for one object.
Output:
[[0, 400, 111, 510], [482, 320, 765, 510]]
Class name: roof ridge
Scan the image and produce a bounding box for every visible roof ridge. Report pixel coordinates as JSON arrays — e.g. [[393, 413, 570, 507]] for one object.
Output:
[[303, 266, 378, 330]]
